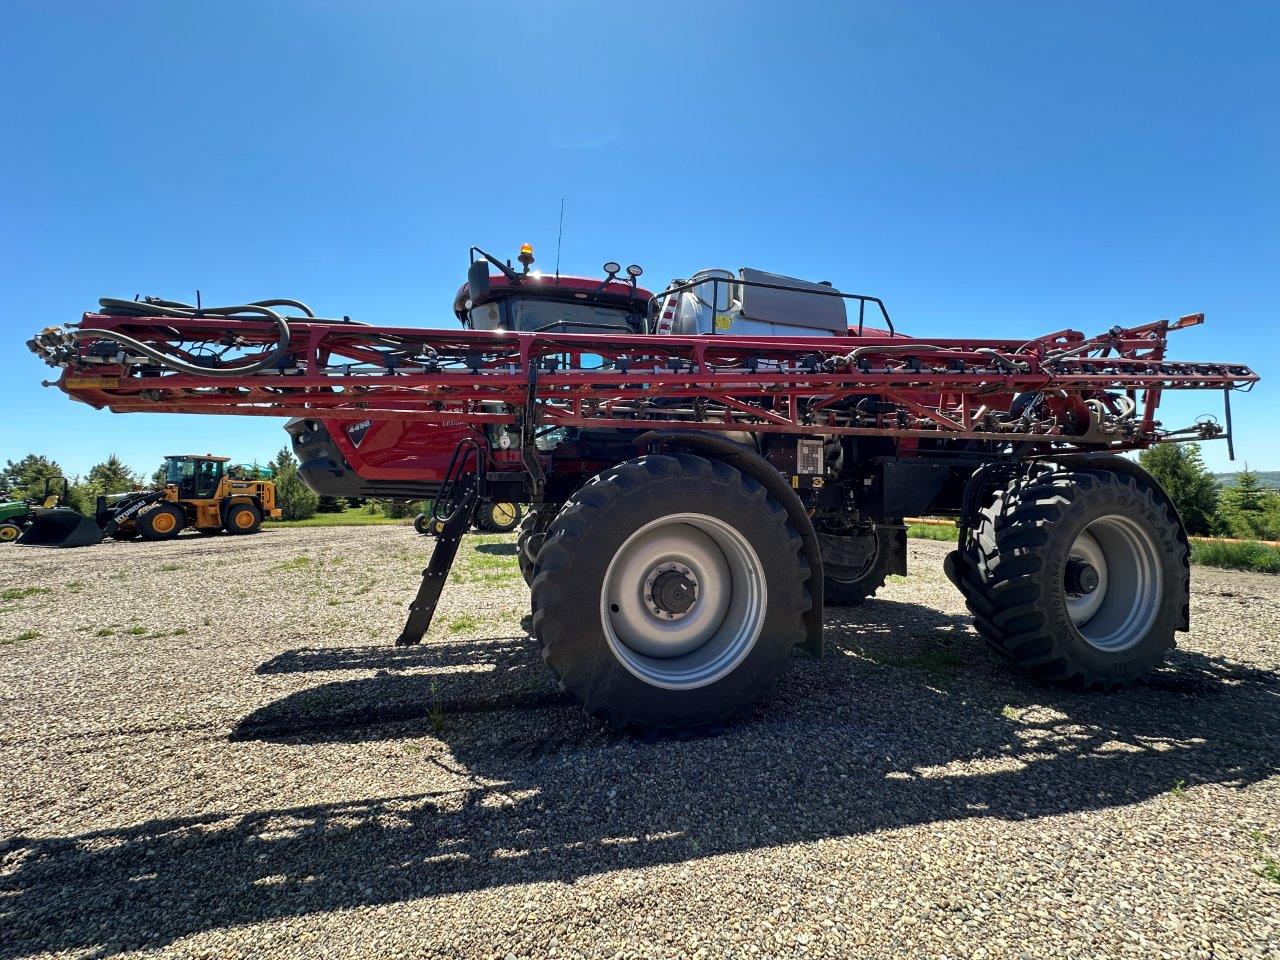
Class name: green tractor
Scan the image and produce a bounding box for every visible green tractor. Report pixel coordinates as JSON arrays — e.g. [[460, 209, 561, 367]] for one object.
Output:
[[0, 478, 72, 543]]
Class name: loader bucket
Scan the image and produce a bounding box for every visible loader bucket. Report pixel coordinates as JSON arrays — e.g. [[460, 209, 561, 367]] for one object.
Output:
[[17, 509, 104, 548]]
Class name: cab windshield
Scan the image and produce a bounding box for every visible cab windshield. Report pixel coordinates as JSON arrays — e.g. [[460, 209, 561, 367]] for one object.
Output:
[[166, 458, 223, 498], [469, 296, 636, 333]]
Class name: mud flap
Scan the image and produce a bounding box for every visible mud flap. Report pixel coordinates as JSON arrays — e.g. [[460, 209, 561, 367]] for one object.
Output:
[[17, 509, 104, 548]]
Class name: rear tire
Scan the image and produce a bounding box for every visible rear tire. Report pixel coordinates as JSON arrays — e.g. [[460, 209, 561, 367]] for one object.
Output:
[[952, 465, 1187, 689], [517, 507, 557, 587], [138, 504, 185, 541], [413, 513, 431, 535], [224, 502, 262, 535], [819, 526, 900, 606], [532, 454, 811, 734]]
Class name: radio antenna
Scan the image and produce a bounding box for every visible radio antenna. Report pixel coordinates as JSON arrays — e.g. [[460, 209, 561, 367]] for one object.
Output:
[[555, 198, 565, 282]]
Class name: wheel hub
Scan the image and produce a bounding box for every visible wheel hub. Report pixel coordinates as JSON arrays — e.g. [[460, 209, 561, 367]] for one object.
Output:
[[646, 563, 699, 619], [599, 513, 767, 690], [1064, 557, 1100, 595], [1065, 516, 1163, 653]]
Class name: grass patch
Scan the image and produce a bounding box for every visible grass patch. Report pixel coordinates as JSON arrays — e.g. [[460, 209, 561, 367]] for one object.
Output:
[[907, 522, 958, 542], [274, 555, 314, 571], [448, 614, 480, 634], [9, 629, 39, 644], [124, 626, 147, 636], [1250, 829, 1280, 884], [1191, 539, 1280, 574], [1259, 856, 1280, 884], [95, 627, 115, 637], [1, 586, 50, 601], [158, 563, 183, 572], [1169, 778, 1187, 798], [265, 508, 409, 528]]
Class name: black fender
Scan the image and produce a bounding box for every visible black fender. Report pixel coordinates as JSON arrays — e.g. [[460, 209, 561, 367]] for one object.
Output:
[[636, 430, 825, 656]]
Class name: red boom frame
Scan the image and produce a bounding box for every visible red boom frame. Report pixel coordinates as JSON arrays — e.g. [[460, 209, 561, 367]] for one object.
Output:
[[34, 310, 1257, 452]]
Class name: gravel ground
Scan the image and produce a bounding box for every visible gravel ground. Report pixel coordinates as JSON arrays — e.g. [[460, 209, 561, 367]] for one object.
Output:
[[1, 527, 1277, 960]]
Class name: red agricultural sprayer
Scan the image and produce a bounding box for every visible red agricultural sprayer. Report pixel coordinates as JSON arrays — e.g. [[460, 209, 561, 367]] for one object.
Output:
[[28, 244, 1258, 733]]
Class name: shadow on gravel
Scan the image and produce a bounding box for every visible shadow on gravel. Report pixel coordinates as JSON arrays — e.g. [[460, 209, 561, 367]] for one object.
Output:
[[475, 542, 519, 556], [3, 598, 1278, 957]]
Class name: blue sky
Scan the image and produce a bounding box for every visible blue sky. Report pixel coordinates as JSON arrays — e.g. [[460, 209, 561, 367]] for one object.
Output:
[[2, 1, 1275, 476]]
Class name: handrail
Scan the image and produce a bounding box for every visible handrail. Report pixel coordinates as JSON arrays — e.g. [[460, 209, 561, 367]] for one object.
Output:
[[650, 274, 894, 337]]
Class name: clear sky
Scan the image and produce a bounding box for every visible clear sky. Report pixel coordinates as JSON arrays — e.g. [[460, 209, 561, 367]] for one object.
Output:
[[2, 2, 1275, 477]]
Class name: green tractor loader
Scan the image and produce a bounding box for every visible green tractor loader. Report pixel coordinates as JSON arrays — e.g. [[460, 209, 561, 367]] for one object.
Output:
[[13, 478, 106, 548], [1, 478, 103, 546]]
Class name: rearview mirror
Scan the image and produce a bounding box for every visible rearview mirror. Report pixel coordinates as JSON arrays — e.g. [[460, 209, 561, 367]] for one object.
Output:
[[467, 260, 491, 301]]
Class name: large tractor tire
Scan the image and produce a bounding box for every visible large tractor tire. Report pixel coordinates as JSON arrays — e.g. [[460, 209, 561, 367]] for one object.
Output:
[[819, 527, 900, 606], [224, 502, 262, 535], [137, 504, 185, 541], [517, 507, 557, 587], [0, 522, 23, 543], [476, 501, 522, 533], [950, 465, 1187, 689], [531, 454, 812, 734]]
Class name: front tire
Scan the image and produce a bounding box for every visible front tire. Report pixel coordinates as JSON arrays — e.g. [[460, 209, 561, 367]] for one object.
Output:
[[0, 522, 22, 543], [953, 465, 1187, 689], [532, 454, 812, 734], [138, 504, 185, 541]]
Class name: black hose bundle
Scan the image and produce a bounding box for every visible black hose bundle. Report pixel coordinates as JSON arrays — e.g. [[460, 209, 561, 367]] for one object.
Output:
[[76, 297, 313, 377]]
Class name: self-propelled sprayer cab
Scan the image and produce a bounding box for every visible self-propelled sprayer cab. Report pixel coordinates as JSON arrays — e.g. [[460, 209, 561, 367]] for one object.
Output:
[[453, 244, 652, 334]]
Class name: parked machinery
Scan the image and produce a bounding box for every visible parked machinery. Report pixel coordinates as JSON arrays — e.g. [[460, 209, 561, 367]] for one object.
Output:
[[27, 244, 1259, 731], [0, 478, 70, 543], [17, 455, 280, 547]]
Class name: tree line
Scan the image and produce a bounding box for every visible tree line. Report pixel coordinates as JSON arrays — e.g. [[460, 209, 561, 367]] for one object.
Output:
[[0, 448, 320, 521], [1138, 444, 1280, 541]]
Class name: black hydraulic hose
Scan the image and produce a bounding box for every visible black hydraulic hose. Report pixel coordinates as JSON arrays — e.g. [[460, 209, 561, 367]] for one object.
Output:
[[80, 298, 294, 377]]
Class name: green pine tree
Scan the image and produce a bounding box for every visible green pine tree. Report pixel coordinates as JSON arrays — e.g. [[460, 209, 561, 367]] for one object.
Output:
[[271, 446, 318, 521], [87, 454, 140, 495], [1, 454, 66, 503], [1137, 443, 1219, 535], [1216, 466, 1280, 540]]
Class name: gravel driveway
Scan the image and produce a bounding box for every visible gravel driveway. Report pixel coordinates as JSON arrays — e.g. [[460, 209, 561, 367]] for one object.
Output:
[[1, 527, 1277, 959]]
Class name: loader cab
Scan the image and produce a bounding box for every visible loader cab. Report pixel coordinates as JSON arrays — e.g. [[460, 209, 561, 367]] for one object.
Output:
[[164, 455, 228, 501]]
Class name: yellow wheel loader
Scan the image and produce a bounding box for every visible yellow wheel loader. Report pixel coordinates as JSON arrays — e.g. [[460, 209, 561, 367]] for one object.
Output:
[[19, 455, 281, 547], [121, 455, 281, 541]]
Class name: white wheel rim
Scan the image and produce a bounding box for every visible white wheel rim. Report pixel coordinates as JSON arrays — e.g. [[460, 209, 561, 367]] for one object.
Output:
[[1066, 515, 1163, 653], [600, 513, 767, 690]]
